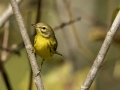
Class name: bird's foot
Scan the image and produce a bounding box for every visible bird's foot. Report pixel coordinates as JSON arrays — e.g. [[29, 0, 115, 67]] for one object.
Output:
[[35, 69, 41, 77]]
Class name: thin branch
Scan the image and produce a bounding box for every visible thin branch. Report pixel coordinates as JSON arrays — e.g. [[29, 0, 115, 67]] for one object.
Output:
[[54, 17, 81, 30], [1, 21, 9, 61], [0, 60, 12, 90], [9, 0, 44, 90], [35, 0, 42, 23], [33, 0, 42, 36], [27, 12, 33, 90], [0, 21, 12, 90], [28, 0, 42, 90], [80, 10, 120, 90], [28, 69, 33, 90], [27, 12, 32, 36], [0, 0, 21, 28], [0, 44, 21, 56]]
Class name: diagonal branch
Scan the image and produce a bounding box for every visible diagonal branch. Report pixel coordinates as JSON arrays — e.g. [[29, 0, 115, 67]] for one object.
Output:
[[0, 0, 21, 28], [80, 10, 120, 90], [54, 17, 81, 30], [9, 0, 44, 90]]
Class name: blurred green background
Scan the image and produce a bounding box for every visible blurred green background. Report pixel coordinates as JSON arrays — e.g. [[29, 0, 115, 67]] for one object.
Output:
[[0, 0, 120, 90]]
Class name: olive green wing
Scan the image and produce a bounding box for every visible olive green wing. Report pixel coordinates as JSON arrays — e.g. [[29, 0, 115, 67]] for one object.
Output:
[[49, 38, 63, 57], [34, 35, 37, 45]]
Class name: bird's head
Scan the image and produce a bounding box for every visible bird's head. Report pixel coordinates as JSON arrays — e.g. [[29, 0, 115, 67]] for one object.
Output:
[[32, 23, 54, 38]]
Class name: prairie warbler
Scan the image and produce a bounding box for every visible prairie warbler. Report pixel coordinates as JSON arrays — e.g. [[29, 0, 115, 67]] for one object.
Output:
[[32, 23, 63, 69]]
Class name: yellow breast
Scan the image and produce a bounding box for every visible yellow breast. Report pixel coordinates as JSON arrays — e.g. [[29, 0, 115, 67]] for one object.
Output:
[[34, 35, 53, 59]]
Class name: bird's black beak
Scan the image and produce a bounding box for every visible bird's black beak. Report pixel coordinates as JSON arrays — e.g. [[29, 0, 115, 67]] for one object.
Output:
[[31, 24, 36, 27]]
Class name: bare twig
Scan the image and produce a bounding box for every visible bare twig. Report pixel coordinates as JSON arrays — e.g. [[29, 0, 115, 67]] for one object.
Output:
[[28, 69, 33, 90], [0, 60, 12, 90], [0, 44, 21, 56], [9, 0, 44, 90], [80, 11, 120, 90], [0, 0, 21, 28], [35, 0, 42, 23], [54, 17, 81, 30], [28, 0, 42, 89], [1, 21, 9, 61], [27, 12, 33, 90], [0, 21, 12, 90]]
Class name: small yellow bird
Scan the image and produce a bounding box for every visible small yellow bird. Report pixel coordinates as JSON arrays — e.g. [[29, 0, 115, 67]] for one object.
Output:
[[32, 23, 63, 69]]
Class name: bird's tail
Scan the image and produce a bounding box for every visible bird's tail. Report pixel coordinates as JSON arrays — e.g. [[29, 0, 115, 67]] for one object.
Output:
[[55, 51, 64, 57]]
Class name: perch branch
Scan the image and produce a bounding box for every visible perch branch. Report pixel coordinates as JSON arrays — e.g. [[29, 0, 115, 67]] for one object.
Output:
[[9, 0, 44, 90]]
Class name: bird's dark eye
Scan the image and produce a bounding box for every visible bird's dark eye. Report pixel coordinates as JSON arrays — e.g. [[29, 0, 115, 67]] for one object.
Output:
[[41, 27, 46, 30]]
